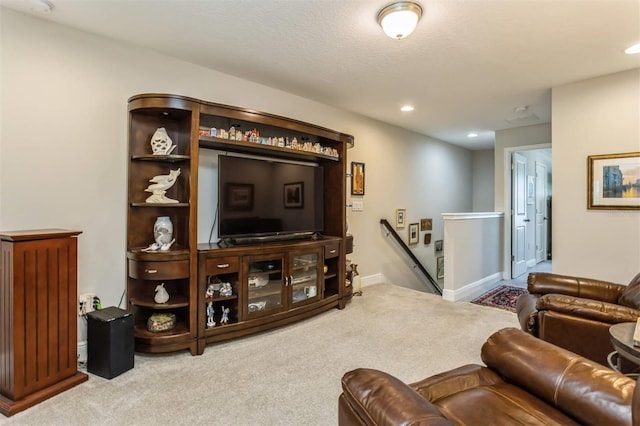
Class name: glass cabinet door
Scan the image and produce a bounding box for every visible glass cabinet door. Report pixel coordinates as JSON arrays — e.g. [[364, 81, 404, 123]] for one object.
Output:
[[290, 251, 320, 305], [246, 256, 284, 317]]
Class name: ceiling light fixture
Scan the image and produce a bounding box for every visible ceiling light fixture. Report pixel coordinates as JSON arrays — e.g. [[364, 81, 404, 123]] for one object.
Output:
[[400, 105, 415, 112], [467, 133, 478, 138], [377, 2, 423, 40], [28, 0, 54, 14], [625, 43, 640, 55]]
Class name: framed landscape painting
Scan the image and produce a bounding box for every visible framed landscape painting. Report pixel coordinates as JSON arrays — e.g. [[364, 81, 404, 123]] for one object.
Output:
[[588, 152, 640, 210]]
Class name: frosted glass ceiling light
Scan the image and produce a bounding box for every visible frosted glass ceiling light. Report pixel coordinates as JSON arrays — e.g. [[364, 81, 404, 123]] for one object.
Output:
[[625, 43, 640, 54], [377, 2, 423, 40]]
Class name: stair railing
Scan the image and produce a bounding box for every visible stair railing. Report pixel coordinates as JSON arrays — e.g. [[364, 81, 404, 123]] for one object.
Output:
[[380, 219, 442, 295]]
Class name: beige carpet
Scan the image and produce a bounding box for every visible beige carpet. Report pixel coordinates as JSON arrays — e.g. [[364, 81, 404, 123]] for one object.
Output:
[[3, 283, 518, 425]]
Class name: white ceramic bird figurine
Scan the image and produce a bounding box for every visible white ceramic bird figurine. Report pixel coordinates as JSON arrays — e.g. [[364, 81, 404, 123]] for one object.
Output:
[[145, 168, 181, 203]]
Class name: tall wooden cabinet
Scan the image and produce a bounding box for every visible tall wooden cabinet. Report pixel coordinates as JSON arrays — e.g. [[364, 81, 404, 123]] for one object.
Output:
[[0, 229, 88, 417], [127, 94, 353, 355]]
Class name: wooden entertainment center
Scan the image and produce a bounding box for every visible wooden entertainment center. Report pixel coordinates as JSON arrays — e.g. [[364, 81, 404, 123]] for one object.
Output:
[[127, 94, 353, 355]]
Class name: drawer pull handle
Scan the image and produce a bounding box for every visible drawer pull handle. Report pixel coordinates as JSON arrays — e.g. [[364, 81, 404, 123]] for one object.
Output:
[[329, 249, 336, 254], [145, 269, 158, 274], [217, 263, 230, 268]]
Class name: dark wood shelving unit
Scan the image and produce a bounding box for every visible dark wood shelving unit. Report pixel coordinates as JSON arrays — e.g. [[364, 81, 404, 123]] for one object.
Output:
[[128, 93, 352, 356]]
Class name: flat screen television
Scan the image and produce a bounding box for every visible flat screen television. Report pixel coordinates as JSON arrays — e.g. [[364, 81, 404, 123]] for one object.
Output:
[[218, 155, 324, 242]]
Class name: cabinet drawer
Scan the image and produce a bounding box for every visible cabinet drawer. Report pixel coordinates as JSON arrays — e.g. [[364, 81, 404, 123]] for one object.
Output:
[[205, 256, 239, 274], [324, 241, 340, 259], [128, 259, 189, 280]]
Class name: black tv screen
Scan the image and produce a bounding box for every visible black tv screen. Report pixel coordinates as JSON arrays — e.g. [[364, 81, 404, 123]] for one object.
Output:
[[218, 155, 324, 240]]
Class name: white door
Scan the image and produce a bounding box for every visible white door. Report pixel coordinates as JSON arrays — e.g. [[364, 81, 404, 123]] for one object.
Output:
[[512, 152, 528, 278], [535, 162, 547, 263]]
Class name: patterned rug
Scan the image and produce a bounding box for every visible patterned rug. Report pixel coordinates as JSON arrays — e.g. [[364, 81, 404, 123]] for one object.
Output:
[[471, 285, 527, 313]]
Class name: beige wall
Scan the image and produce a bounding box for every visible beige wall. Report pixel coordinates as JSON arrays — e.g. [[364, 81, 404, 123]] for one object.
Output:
[[552, 69, 640, 283], [0, 8, 472, 306], [472, 149, 495, 212]]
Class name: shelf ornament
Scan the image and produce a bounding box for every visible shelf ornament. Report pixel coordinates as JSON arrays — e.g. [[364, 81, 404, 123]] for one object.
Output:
[[154, 283, 170, 304], [150, 127, 176, 155], [145, 168, 181, 203]]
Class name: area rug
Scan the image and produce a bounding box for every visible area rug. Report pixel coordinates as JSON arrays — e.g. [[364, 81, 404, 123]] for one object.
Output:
[[471, 285, 527, 312]]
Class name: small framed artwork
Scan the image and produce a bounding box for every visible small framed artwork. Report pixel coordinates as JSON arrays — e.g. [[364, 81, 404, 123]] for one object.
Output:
[[395, 209, 406, 228], [284, 182, 304, 208], [351, 162, 365, 195], [424, 233, 431, 245], [420, 218, 432, 231], [434, 239, 443, 254], [225, 183, 254, 210], [408, 223, 419, 245], [436, 256, 444, 279], [588, 152, 640, 210]]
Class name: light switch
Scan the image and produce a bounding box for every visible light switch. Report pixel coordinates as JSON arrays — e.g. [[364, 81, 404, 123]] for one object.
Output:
[[352, 200, 364, 211]]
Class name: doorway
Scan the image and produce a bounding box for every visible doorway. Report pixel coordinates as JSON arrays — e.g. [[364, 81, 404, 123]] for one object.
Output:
[[511, 148, 552, 279]]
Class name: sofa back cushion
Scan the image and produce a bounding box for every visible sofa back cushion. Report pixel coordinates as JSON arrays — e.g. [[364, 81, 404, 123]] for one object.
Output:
[[618, 272, 640, 309], [481, 328, 635, 426]]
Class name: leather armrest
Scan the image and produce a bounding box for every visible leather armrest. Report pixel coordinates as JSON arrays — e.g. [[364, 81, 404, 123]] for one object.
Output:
[[340, 368, 453, 426], [527, 272, 625, 303], [481, 328, 635, 426], [515, 293, 540, 334], [409, 364, 504, 402], [537, 294, 639, 323]]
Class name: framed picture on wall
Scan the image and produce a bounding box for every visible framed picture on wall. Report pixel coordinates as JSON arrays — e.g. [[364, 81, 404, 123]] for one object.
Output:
[[351, 162, 365, 195], [588, 152, 640, 210], [436, 256, 444, 279], [395, 209, 406, 228], [434, 239, 443, 254], [420, 218, 432, 231], [408, 223, 419, 245]]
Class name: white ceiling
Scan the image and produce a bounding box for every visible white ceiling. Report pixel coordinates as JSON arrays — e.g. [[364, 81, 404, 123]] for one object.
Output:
[[2, 0, 639, 150]]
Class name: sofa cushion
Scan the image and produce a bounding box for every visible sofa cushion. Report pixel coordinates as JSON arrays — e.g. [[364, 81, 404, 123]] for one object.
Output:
[[618, 272, 640, 308]]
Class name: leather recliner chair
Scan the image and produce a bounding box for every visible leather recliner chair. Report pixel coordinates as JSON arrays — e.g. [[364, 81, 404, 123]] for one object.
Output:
[[516, 272, 640, 366], [339, 328, 637, 426]]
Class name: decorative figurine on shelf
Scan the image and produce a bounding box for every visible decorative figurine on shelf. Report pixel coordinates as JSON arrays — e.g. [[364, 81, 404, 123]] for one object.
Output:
[[142, 216, 176, 252], [145, 168, 181, 203], [220, 306, 230, 325], [140, 238, 175, 252], [205, 283, 215, 298], [154, 283, 170, 304], [219, 282, 233, 296], [206, 302, 216, 328], [150, 127, 176, 155]]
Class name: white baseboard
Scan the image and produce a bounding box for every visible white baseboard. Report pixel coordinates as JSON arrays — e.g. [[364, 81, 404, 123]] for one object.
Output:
[[442, 272, 503, 302], [78, 341, 87, 363], [361, 273, 386, 287]]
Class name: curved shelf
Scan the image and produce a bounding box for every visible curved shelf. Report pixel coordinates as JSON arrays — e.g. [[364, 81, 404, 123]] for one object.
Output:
[[130, 202, 189, 207], [206, 294, 239, 302], [134, 321, 189, 340], [324, 273, 337, 280], [127, 248, 190, 261], [130, 294, 189, 309], [132, 154, 190, 162]]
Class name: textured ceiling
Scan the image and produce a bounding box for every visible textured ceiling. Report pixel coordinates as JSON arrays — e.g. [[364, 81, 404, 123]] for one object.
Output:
[[1, 0, 639, 150]]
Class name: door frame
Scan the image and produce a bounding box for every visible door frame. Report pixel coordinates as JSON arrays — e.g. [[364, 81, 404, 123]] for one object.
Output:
[[501, 143, 551, 280]]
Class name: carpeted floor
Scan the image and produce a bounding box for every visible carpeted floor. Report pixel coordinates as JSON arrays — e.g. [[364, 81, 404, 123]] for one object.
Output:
[[2, 283, 519, 426], [471, 285, 527, 312]]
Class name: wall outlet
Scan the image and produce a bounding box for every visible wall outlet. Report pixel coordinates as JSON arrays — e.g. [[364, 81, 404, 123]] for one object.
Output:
[[352, 200, 364, 211], [78, 293, 96, 316]]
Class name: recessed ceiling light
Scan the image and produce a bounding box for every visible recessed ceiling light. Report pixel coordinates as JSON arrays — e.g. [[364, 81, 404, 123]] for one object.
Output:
[[625, 43, 640, 54], [467, 133, 479, 138], [400, 105, 414, 112]]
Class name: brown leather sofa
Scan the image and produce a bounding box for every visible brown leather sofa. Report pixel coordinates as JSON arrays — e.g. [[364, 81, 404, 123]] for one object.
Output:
[[516, 272, 640, 366], [339, 328, 637, 426]]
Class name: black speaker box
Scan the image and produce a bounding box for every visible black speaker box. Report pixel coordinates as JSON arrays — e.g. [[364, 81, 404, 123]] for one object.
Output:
[[87, 306, 134, 379]]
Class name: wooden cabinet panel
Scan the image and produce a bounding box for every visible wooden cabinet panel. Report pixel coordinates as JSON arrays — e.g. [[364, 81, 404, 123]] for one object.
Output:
[[128, 259, 189, 280], [0, 229, 87, 417]]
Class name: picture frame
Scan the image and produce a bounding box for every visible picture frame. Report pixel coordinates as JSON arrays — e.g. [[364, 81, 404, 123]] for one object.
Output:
[[395, 209, 406, 228], [436, 256, 444, 279], [225, 183, 254, 210], [434, 239, 443, 254], [408, 223, 419, 245], [351, 162, 365, 195], [588, 152, 640, 210], [420, 218, 432, 231], [284, 182, 304, 208], [424, 233, 431, 245]]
